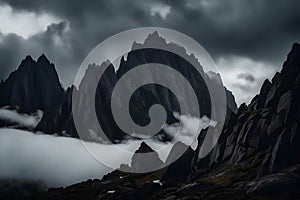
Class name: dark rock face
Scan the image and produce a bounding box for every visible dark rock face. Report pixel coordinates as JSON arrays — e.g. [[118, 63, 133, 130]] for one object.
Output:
[[35, 86, 77, 137], [36, 32, 237, 142], [0, 179, 46, 200], [242, 165, 300, 196], [39, 43, 300, 200], [120, 142, 164, 173], [191, 43, 300, 178], [0, 54, 64, 114], [162, 142, 195, 180]]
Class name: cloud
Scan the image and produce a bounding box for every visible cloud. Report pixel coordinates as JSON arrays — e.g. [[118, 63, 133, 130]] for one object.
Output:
[[0, 127, 198, 187], [0, 4, 61, 39], [0, 114, 218, 188], [0, 128, 144, 187], [0, 108, 43, 128], [0, 21, 83, 86], [0, 1, 299, 67], [0, 0, 299, 102], [163, 113, 216, 149], [147, 3, 171, 19], [217, 56, 277, 105], [237, 73, 255, 83]]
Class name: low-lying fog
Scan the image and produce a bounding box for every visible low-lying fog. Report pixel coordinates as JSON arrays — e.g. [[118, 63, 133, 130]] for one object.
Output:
[[0, 111, 212, 188]]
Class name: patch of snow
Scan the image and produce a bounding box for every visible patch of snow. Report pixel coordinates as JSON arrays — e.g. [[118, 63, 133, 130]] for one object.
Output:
[[153, 179, 162, 186]]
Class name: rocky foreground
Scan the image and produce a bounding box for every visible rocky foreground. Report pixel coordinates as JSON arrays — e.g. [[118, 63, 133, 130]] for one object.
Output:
[[33, 44, 300, 199]]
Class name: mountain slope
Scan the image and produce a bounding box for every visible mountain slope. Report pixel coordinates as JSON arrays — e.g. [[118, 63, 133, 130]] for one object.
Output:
[[193, 43, 300, 177], [39, 43, 300, 200], [36, 32, 237, 142], [0, 54, 64, 114]]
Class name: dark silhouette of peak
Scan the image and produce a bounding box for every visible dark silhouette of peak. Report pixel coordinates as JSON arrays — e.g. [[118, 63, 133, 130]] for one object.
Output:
[[131, 31, 202, 72], [37, 54, 50, 63], [150, 30, 160, 38], [0, 55, 64, 114], [119, 141, 164, 172], [18, 55, 35, 71], [128, 141, 164, 173], [281, 42, 300, 74], [25, 55, 34, 61], [38, 45, 300, 200], [190, 43, 300, 180], [143, 31, 167, 45], [136, 141, 154, 153], [37, 32, 237, 142]]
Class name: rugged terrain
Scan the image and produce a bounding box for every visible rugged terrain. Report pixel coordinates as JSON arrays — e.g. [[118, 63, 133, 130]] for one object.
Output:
[[0, 35, 299, 199], [36, 43, 300, 199], [0, 54, 64, 114], [1, 32, 237, 142]]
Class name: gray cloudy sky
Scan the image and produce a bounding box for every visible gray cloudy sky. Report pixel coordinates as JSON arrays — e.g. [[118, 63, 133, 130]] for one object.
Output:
[[0, 0, 299, 104]]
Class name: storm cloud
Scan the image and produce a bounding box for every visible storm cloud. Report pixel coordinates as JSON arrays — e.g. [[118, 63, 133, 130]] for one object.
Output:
[[0, 0, 299, 103], [237, 73, 255, 83]]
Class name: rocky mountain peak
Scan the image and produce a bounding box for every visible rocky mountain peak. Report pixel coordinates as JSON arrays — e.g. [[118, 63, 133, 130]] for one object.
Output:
[[135, 141, 154, 153], [37, 54, 50, 64], [282, 42, 300, 74], [191, 43, 300, 180], [118, 141, 164, 173], [144, 31, 167, 46], [35, 43, 300, 200], [0, 54, 64, 114], [18, 55, 35, 71], [36, 32, 237, 141], [24, 55, 34, 62]]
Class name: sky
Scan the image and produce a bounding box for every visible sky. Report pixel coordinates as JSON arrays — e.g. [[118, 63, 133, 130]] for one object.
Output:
[[0, 0, 299, 105]]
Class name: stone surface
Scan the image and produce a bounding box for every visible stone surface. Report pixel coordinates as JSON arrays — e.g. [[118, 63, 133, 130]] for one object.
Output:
[[37, 43, 300, 200], [36, 33, 237, 142], [0, 54, 64, 114]]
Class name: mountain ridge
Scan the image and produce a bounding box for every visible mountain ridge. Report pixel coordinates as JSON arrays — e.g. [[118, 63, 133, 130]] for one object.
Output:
[[35, 32, 237, 142], [38, 43, 300, 200], [0, 54, 64, 114]]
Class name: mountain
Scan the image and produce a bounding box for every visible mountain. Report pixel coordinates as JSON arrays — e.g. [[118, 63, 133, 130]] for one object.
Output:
[[0, 179, 46, 200], [192, 43, 300, 177], [0, 54, 64, 114], [36, 32, 237, 142], [119, 141, 164, 173], [39, 43, 300, 199]]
